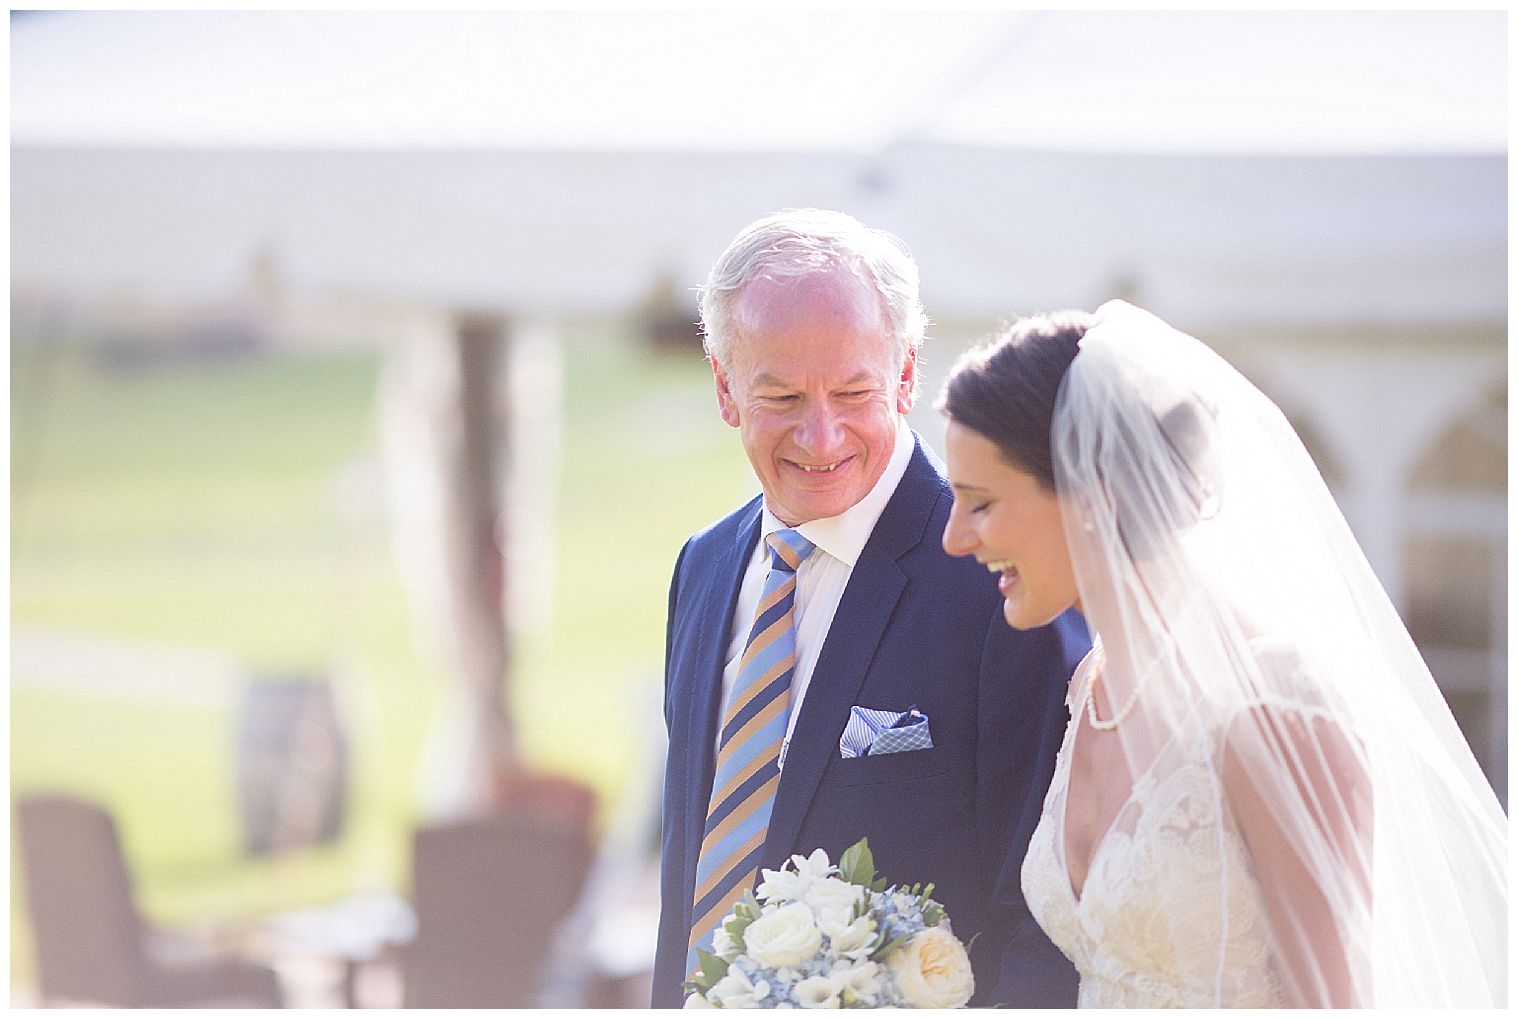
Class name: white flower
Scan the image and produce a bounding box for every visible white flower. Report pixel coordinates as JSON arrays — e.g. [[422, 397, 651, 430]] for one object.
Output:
[[710, 967, 770, 1009], [742, 902, 823, 969], [819, 913, 876, 961], [757, 848, 832, 903], [836, 960, 884, 1006], [713, 926, 741, 962], [755, 869, 806, 904], [793, 973, 844, 1009], [792, 847, 835, 881], [883, 926, 975, 1009], [890, 890, 920, 916], [803, 876, 861, 929], [683, 992, 715, 1008]]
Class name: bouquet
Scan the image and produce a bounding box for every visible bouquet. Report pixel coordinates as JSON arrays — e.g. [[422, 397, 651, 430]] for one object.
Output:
[[684, 838, 974, 1008]]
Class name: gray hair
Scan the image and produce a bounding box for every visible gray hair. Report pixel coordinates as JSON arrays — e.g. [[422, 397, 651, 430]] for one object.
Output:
[[697, 209, 927, 396]]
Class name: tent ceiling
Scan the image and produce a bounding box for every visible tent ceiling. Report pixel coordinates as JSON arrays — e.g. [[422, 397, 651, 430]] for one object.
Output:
[[11, 10, 1506, 154], [9, 11, 1506, 328]]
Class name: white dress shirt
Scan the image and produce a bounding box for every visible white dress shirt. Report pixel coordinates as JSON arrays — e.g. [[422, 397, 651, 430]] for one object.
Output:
[[715, 417, 916, 769]]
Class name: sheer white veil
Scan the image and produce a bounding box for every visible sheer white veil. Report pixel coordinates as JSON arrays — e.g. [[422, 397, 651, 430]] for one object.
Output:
[[1053, 300, 1506, 1006]]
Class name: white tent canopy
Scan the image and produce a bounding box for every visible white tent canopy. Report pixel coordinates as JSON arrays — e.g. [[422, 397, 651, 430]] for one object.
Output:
[[9, 10, 1507, 327], [11, 145, 1503, 329], [11, 10, 1505, 153]]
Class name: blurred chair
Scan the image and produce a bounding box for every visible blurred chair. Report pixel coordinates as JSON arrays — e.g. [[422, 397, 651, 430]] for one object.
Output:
[[15, 794, 283, 1008], [402, 773, 596, 1007]]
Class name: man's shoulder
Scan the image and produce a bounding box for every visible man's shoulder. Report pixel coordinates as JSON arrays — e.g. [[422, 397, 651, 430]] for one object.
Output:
[[679, 493, 763, 560]]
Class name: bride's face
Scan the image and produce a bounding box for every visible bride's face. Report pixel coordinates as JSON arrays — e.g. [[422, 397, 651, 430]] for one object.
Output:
[[942, 419, 1081, 630]]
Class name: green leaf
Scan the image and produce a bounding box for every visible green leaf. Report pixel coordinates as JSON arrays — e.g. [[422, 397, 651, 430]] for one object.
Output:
[[692, 948, 729, 992], [838, 837, 876, 887], [723, 914, 753, 948], [870, 876, 887, 893], [735, 892, 761, 922], [871, 933, 913, 961], [922, 902, 945, 927]]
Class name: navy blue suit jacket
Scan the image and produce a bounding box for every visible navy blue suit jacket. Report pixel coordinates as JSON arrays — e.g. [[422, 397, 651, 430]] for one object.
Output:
[[653, 436, 1087, 1007]]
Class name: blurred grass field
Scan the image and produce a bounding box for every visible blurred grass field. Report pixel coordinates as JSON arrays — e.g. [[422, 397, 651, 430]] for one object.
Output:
[[10, 322, 753, 987]]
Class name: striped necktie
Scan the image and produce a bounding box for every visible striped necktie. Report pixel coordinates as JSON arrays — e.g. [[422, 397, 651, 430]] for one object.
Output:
[[687, 527, 815, 971]]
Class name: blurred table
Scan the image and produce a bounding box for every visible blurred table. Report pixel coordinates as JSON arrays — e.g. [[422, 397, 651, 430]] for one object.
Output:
[[257, 891, 416, 1008]]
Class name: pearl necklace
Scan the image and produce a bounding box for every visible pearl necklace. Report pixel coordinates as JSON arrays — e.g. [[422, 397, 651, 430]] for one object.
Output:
[[1085, 664, 1148, 731]]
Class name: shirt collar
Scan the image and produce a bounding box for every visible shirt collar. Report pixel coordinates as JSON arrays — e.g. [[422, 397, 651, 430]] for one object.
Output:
[[760, 417, 915, 569]]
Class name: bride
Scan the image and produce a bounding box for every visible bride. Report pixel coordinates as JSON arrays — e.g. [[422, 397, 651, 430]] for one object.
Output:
[[937, 300, 1506, 1007]]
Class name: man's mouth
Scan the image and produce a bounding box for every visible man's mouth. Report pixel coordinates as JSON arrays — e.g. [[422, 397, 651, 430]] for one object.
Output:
[[793, 459, 846, 473]]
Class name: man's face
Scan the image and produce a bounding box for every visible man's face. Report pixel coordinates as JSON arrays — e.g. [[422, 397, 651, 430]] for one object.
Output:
[[713, 268, 916, 526]]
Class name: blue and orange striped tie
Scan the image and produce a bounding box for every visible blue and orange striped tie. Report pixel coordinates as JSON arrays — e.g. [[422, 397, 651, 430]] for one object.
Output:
[[687, 528, 815, 972]]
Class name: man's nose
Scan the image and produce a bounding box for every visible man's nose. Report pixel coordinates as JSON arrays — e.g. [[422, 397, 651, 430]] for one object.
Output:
[[792, 405, 846, 455]]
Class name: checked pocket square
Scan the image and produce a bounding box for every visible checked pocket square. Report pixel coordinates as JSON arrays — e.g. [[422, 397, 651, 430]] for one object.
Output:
[[838, 705, 934, 759]]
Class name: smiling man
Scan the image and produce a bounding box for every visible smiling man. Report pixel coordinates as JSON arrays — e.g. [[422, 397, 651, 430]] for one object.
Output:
[[653, 209, 1089, 1007]]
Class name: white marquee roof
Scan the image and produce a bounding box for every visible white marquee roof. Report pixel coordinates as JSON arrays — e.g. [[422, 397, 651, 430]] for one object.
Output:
[[10, 11, 1507, 328], [11, 10, 1505, 153]]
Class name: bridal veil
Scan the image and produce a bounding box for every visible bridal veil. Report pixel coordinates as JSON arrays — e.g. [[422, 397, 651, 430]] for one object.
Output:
[[1052, 300, 1507, 1006]]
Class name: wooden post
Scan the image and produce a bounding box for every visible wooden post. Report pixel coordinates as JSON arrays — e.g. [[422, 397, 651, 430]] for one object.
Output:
[[383, 309, 518, 817]]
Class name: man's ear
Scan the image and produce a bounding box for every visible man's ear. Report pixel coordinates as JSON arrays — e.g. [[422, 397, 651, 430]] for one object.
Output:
[[896, 346, 919, 415], [713, 360, 741, 428]]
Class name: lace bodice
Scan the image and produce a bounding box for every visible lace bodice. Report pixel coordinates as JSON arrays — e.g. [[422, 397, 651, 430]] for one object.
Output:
[[1022, 651, 1287, 1008]]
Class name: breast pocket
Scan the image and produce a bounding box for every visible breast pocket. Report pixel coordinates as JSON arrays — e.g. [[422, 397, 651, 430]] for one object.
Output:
[[829, 746, 948, 788]]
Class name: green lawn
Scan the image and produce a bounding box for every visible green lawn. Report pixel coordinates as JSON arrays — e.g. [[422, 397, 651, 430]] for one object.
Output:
[[10, 324, 751, 987]]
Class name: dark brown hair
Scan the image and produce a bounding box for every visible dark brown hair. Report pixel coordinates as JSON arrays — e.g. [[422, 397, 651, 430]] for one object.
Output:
[[936, 311, 1094, 489]]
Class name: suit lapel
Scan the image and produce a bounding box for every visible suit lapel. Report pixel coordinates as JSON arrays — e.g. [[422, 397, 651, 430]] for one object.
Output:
[[763, 439, 943, 867], [681, 500, 762, 878]]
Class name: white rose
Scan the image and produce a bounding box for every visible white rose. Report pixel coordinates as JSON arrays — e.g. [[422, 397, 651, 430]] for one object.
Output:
[[742, 902, 822, 969], [883, 926, 974, 1008], [792, 973, 844, 1009], [837, 960, 884, 1006], [710, 967, 769, 1009], [803, 876, 861, 929], [683, 992, 715, 1008], [819, 914, 876, 961]]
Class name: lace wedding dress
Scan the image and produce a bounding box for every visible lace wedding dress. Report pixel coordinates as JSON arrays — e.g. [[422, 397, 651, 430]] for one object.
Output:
[[1009, 300, 1505, 1007], [1022, 649, 1288, 1008]]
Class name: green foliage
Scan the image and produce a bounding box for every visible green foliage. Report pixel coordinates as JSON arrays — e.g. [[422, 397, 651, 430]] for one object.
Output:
[[871, 932, 913, 961], [716, 889, 765, 958], [837, 837, 877, 888], [916, 882, 945, 926], [686, 948, 729, 994], [735, 889, 763, 920]]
